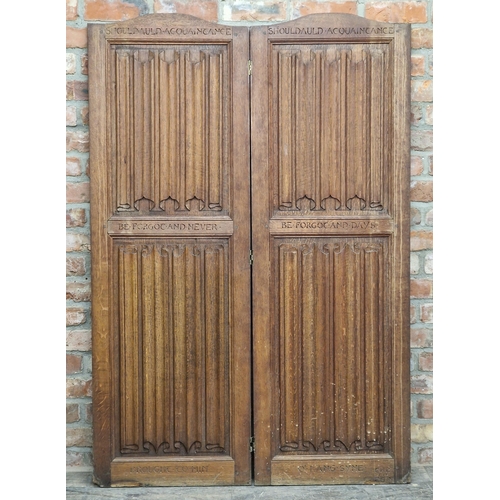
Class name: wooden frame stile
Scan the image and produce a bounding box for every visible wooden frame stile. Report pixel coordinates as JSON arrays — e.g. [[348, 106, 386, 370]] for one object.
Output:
[[250, 14, 411, 485], [89, 15, 252, 487], [88, 23, 113, 487]]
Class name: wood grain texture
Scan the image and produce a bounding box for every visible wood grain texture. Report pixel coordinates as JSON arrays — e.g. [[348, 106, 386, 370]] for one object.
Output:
[[90, 12, 409, 488], [89, 14, 251, 487], [116, 241, 229, 457], [251, 13, 410, 485], [110, 45, 228, 214], [272, 44, 391, 214], [275, 239, 389, 454]]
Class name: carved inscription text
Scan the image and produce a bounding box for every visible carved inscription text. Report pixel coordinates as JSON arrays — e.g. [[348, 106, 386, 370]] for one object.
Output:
[[268, 26, 395, 36], [270, 218, 393, 234], [130, 465, 210, 474], [108, 219, 234, 236], [106, 26, 232, 36]]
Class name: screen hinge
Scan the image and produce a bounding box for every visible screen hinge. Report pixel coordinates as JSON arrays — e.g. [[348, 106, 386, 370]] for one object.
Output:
[[248, 59, 252, 76], [249, 250, 254, 266], [249, 436, 255, 453]]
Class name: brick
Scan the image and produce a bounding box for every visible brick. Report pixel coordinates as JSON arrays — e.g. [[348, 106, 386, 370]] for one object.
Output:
[[410, 327, 432, 348], [67, 354, 83, 374], [410, 253, 419, 274], [411, 55, 425, 76], [411, 28, 433, 48], [66, 53, 76, 74], [410, 104, 422, 126], [154, 0, 218, 21], [410, 230, 432, 251], [67, 81, 89, 101], [67, 330, 92, 351], [67, 182, 90, 203], [67, 106, 77, 127], [425, 104, 433, 125], [411, 423, 433, 443], [410, 207, 421, 226], [410, 181, 432, 202], [85, 403, 93, 423], [67, 157, 82, 176], [410, 304, 416, 324], [67, 0, 78, 20], [66, 378, 92, 398], [66, 427, 93, 447], [420, 303, 433, 323], [84, 0, 144, 21], [67, 307, 87, 326], [292, 1, 357, 18], [67, 282, 92, 302], [417, 399, 433, 419], [411, 156, 424, 176], [411, 130, 432, 151], [67, 256, 86, 276], [81, 106, 89, 126], [428, 156, 433, 175], [424, 253, 433, 274], [67, 130, 90, 152], [425, 209, 433, 226], [411, 374, 433, 394], [82, 54, 88, 75], [419, 351, 433, 371], [410, 278, 432, 298], [365, 2, 427, 23], [75, 81, 89, 101], [67, 208, 87, 228], [67, 403, 80, 424], [222, 0, 287, 22], [411, 80, 432, 102], [66, 450, 85, 467], [67, 27, 87, 48], [66, 82, 74, 101], [67, 233, 91, 252], [417, 447, 433, 464]]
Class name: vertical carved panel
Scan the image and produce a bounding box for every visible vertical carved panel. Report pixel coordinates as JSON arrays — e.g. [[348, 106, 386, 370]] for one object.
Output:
[[111, 46, 228, 214], [116, 240, 229, 456], [272, 44, 392, 214], [275, 238, 390, 454]]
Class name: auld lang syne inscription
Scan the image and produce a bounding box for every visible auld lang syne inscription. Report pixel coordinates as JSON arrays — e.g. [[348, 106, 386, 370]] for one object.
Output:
[[130, 465, 210, 474], [268, 26, 395, 36], [106, 26, 232, 36], [270, 219, 394, 234], [107, 219, 234, 236]]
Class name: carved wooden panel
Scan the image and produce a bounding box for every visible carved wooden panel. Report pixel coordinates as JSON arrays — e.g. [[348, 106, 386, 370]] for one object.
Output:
[[272, 44, 391, 215], [89, 14, 251, 487], [251, 14, 410, 485], [274, 239, 390, 455], [115, 240, 229, 457], [110, 45, 229, 215]]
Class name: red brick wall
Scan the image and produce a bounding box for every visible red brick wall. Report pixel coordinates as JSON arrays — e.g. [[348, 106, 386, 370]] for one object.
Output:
[[66, 0, 433, 469]]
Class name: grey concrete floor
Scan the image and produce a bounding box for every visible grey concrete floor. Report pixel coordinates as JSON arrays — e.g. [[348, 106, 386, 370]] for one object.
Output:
[[67, 465, 432, 499]]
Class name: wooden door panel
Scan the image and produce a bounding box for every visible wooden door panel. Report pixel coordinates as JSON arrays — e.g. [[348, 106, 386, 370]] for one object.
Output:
[[273, 238, 390, 455], [251, 14, 410, 485], [114, 239, 230, 457], [89, 15, 251, 487]]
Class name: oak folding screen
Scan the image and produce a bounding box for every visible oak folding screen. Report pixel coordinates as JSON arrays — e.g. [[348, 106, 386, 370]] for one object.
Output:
[[89, 13, 410, 487]]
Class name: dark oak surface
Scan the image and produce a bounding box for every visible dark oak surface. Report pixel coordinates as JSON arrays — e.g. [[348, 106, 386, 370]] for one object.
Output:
[[89, 14, 251, 487], [250, 14, 410, 485], [89, 12, 410, 487]]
